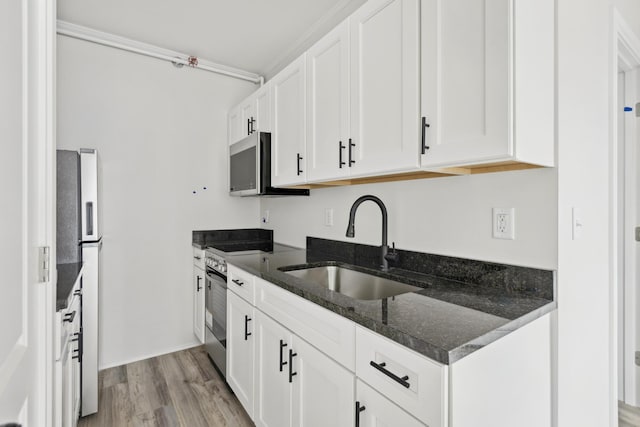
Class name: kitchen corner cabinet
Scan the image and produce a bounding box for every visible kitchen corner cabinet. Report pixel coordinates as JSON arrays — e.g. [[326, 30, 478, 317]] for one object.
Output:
[[227, 290, 256, 418], [228, 83, 272, 145], [193, 247, 205, 344], [271, 55, 307, 187], [420, 0, 554, 169]]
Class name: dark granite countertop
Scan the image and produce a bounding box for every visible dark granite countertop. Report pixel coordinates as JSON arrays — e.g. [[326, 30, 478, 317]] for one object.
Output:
[[225, 242, 556, 365], [57, 262, 83, 311]]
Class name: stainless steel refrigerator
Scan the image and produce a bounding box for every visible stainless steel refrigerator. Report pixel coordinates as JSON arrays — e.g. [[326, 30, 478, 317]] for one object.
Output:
[[56, 148, 101, 416]]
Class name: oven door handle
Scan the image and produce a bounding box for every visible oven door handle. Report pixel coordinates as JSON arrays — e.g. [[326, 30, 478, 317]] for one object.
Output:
[[206, 268, 227, 283]]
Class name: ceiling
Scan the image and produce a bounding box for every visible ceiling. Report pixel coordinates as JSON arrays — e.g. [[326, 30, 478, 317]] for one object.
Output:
[[57, 0, 365, 78]]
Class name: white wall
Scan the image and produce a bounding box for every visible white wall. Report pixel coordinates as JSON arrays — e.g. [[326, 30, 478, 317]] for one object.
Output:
[[262, 168, 558, 269], [555, 0, 640, 425], [56, 36, 259, 369]]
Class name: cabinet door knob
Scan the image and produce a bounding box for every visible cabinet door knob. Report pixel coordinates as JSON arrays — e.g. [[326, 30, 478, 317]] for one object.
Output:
[[232, 279, 244, 286], [369, 361, 410, 388], [196, 276, 202, 292], [297, 153, 304, 176], [348, 139, 355, 166], [288, 349, 297, 383], [339, 141, 346, 168], [421, 116, 431, 154], [244, 315, 252, 340], [355, 401, 366, 427], [63, 311, 76, 323], [279, 340, 288, 372]]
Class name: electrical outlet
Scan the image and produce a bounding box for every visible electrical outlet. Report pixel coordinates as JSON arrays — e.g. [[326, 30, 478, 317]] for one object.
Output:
[[261, 210, 270, 224], [324, 208, 334, 226], [493, 208, 515, 240]]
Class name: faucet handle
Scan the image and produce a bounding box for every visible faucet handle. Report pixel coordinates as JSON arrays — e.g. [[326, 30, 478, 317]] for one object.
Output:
[[385, 242, 399, 264]]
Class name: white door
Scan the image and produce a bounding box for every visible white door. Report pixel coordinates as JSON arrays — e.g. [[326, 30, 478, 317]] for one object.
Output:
[[227, 291, 255, 418], [290, 336, 355, 427], [306, 20, 351, 182], [420, 0, 510, 167], [0, 0, 55, 425], [254, 311, 292, 427], [349, 0, 420, 178], [355, 380, 425, 427], [271, 55, 307, 187], [193, 266, 205, 343]]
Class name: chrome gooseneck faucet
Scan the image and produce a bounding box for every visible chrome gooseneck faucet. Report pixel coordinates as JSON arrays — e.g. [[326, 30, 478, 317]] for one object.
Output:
[[345, 195, 398, 271]]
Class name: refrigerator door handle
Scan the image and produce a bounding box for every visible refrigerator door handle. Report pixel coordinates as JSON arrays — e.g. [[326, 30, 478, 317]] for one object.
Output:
[[86, 201, 94, 237]]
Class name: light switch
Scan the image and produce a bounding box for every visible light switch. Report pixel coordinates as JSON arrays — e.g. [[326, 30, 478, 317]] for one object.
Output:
[[572, 207, 583, 240]]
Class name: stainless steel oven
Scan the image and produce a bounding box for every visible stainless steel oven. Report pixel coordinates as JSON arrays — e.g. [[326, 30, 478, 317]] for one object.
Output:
[[204, 250, 227, 377]]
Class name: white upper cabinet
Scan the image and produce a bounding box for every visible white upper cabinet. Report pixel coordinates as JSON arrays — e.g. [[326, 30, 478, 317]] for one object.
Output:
[[271, 54, 307, 187], [306, 20, 351, 182], [420, 0, 554, 168], [349, 0, 421, 178], [228, 105, 243, 145], [228, 83, 272, 145]]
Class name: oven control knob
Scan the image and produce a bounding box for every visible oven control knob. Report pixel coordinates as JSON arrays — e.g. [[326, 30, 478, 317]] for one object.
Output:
[[221, 265, 227, 273]]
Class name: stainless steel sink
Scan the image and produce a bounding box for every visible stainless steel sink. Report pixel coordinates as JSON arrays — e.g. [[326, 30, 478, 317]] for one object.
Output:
[[283, 265, 421, 300]]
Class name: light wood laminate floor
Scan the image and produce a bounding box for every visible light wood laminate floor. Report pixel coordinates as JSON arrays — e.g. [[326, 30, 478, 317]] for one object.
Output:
[[79, 346, 253, 427], [80, 346, 640, 426], [620, 401, 640, 427]]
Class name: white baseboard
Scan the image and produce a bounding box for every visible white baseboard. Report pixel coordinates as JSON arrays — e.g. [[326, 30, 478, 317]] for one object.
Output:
[[98, 340, 201, 371]]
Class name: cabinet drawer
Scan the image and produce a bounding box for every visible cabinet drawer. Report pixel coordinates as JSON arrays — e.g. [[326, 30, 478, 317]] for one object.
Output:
[[227, 264, 255, 304], [355, 326, 446, 426], [255, 277, 355, 371], [193, 247, 205, 270]]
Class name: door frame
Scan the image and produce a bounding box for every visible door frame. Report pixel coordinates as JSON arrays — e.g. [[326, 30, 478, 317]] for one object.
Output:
[[610, 8, 640, 423]]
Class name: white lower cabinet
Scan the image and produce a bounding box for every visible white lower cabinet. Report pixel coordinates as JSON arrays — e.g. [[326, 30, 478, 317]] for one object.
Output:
[[226, 264, 552, 427], [55, 282, 82, 427], [193, 265, 205, 343], [193, 246, 205, 343], [356, 380, 425, 427], [253, 310, 355, 427], [227, 291, 255, 418], [290, 336, 354, 427], [254, 310, 292, 427]]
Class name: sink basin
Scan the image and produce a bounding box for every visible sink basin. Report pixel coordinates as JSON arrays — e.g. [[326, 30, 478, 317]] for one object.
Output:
[[283, 265, 421, 300]]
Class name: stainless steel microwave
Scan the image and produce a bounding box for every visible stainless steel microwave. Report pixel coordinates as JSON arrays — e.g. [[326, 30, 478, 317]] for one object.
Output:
[[229, 132, 309, 197]]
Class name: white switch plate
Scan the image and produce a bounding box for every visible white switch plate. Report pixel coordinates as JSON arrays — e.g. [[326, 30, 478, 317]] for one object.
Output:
[[493, 208, 515, 240], [324, 208, 334, 226], [262, 210, 270, 224], [572, 207, 582, 240]]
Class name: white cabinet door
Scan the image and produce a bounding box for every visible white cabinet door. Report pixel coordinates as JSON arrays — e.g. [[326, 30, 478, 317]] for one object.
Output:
[[349, 0, 420, 177], [421, 0, 510, 167], [240, 97, 256, 138], [356, 380, 425, 427], [254, 311, 292, 427], [227, 291, 256, 418], [271, 54, 307, 187], [306, 20, 351, 182], [193, 265, 205, 344], [290, 336, 355, 427], [420, 0, 554, 168], [228, 105, 243, 145], [255, 84, 272, 132]]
